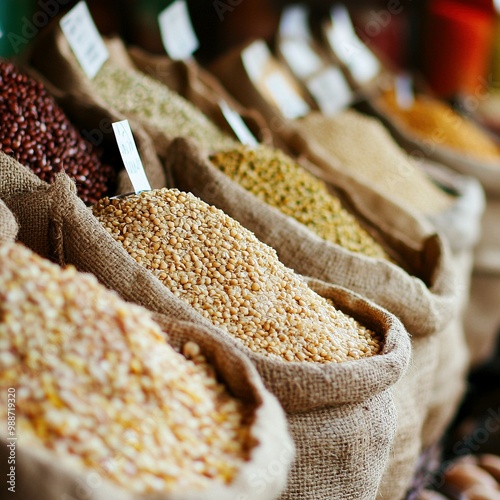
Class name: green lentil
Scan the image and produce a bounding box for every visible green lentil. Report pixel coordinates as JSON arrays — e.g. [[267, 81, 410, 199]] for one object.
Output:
[[209, 144, 390, 259]]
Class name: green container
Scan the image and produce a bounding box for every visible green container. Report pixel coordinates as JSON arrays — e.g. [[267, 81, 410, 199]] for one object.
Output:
[[0, 1, 44, 58]]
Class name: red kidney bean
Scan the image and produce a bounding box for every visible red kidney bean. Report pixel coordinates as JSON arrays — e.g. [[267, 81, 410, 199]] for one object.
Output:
[[0, 59, 115, 205]]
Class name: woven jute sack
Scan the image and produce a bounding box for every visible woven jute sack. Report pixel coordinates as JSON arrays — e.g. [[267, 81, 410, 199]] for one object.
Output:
[[30, 27, 237, 163], [164, 138, 457, 500], [26, 30, 166, 195], [411, 161, 485, 449], [283, 128, 478, 452], [0, 199, 18, 245], [0, 311, 293, 500], [125, 43, 274, 147], [0, 156, 411, 499]]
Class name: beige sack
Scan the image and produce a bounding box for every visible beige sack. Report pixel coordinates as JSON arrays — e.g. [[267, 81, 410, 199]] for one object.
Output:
[[164, 137, 456, 500], [0, 199, 18, 245], [0, 314, 293, 500], [0, 153, 411, 499]]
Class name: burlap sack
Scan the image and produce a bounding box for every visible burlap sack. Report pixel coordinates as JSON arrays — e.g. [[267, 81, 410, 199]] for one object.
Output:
[[124, 43, 274, 146], [0, 313, 293, 500], [29, 27, 237, 163], [366, 93, 500, 367], [18, 58, 166, 196], [0, 199, 18, 245], [402, 161, 485, 450], [365, 97, 500, 197], [0, 154, 412, 499], [208, 41, 312, 151], [164, 138, 457, 500]]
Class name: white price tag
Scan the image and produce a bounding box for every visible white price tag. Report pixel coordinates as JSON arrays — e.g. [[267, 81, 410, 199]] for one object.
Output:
[[264, 71, 310, 119], [395, 74, 415, 109], [59, 1, 108, 79], [279, 4, 311, 39], [307, 67, 352, 116], [159, 0, 199, 60], [280, 39, 322, 79], [219, 100, 258, 146], [327, 4, 380, 84], [242, 40, 272, 82], [112, 120, 151, 194]]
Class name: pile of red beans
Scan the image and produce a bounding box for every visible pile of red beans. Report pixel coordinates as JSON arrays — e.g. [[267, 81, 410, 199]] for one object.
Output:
[[0, 60, 115, 204]]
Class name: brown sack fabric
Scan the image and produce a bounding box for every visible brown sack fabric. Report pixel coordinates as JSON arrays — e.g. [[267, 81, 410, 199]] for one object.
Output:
[[0, 199, 18, 245], [0, 158, 411, 499], [125, 43, 274, 147], [30, 27, 237, 160], [18, 62, 167, 196], [164, 137, 457, 500], [0, 311, 294, 500]]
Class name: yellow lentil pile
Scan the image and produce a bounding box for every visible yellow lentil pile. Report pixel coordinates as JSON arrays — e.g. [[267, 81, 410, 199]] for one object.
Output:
[[90, 62, 237, 152], [93, 189, 382, 364], [0, 243, 251, 493], [294, 111, 455, 215], [209, 145, 390, 259], [380, 88, 500, 161]]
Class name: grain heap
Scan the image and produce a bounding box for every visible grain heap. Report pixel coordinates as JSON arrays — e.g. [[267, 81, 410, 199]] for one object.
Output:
[[209, 145, 390, 259], [91, 62, 237, 152], [0, 242, 252, 493], [93, 188, 382, 364], [294, 110, 455, 214], [379, 88, 500, 161], [0, 60, 114, 205]]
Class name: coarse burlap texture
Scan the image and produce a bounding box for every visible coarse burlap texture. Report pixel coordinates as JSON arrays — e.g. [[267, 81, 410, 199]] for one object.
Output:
[[165, 138, 457, 500], [30, 28, 236, 164], [208, 41, 312, 153], [367, 94, 500, 367], [0, 314, 293, 500], [0, 154, 411, 499], [20, 56, 166, 196], [125, 43, 274, 147], [0, 199, 18, 245], [413, 161, 485, 449]]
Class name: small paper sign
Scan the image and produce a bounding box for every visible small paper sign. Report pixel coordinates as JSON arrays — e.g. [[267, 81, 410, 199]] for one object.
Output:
[[280, 39, 322, 79], [264, 71, 310, 119], [112, 120, 151, 194], [242, 40, 272, 83], [219, 100, 258, 146], [159, 0, 199, 60], [395, 74, 415, 109], [307, 67, 352, 116], [279, 4, 311, 39], [327, 4, 380, 84], [59, 1, 108, 79]]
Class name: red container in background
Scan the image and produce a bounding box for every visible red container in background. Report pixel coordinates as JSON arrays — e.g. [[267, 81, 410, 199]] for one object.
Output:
[[422, 0, 495, 98]]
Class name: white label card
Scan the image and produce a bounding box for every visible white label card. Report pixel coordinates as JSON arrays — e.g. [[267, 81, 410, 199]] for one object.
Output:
[[59, 1, 108, 79], [395, 74, 415, 109], [307, 67, 352, 116], [327, 4, 381, 84], [279, 4, 311, 39], [264, 71, 310, 119], [112, 120, 151, 194], [159, 0, 199, 60], [219, 100, 258, 146], [242, 40, 272, 82], [280, 39, 322, 80]]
